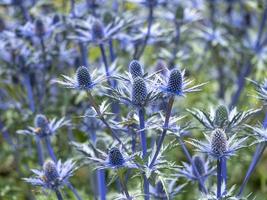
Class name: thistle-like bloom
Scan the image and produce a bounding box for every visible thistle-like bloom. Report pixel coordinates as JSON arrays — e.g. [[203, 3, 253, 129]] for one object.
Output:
[[150, 179, 186, 199], [131, 77, 148, 107], [188, 105, 260, 133], [249, 79, 267, 103], [190, 129, 247, 159], [129, 60, 144, 79], [156, 68, 206, 97], [109, 75, 159, 109], [69, 17, 134, 45], [55, 66, 105, 91], [176, 155, 215, 182], [17, 114, 70, 138], [23, 159, 77, 190], [72, 143, 137, 169], [245, 124, 267, 145]]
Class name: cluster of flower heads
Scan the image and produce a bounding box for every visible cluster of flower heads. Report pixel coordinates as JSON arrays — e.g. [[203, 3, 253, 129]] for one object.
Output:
[[1, 0, 267, 199]]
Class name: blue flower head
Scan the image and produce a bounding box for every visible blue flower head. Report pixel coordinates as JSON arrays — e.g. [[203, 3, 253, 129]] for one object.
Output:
[[214, 105, 229, 127], [211, 129, 227, 156], [43, 160, 59, 183], [190, 128, 247, 159], [56, 66, 105, 91], [108, 147, 125, 166], [131, 77, 148, 107], [92, 20, 105, 41], [34, 114, 50, 136], [157, 68, 206, 97], [76, 66, 92, 89], [23, 159, 77, 191], [192, 155, 205, 177], [35, 19, 45, 37], [129, 60, 144, 79], [166, 69, 182, 94]]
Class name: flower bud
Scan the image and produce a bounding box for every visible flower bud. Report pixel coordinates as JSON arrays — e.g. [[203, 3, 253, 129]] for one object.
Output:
[[132, 77, 147, 107], [43, 160, 59, 182], [92, 20, 104, 40], [76, 66, 92, 89], [108, 147, 124, 166], [129, 60, 143, 78], [211, 129, 227, 156], [167, 69, 182, 94]]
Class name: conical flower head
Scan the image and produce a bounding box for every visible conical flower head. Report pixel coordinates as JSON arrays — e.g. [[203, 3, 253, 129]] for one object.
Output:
[[43, 160, 59, 182], [214, 105, 228, 127], [108, 147, 124, 166], [132, 77, 147, 107], [35, 19, 45, 37], [129, 60, 143, 78], [211, 129, 227, 156], [92, 20, 104, 40], [76, 66, 92, 89], [167, 69, 182, 94], [192, 155, 205, 176], [34, 114, 48, 129]]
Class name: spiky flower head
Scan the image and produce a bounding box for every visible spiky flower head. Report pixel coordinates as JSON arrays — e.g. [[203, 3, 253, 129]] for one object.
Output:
[[192, 155, 205, 176], [92, 20, 105, 40], [131, 77, 147, 107], [129, 60, 143, 78], [35, 19, 45, 37], [76, 66, 92, 89], [214, 105, 228, 127], [43, 160, 59, 183], [108, 147, 125, 166], [34, 114, 48, 129], [211, 129, 227, 156], [167, 69, 182, 94]]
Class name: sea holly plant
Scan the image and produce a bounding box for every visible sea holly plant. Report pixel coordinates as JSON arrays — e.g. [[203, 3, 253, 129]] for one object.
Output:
[[72, 142, 138, 199], [23, 159, 79, 200], [187, 105, 260, 134], [176, 155, 215, 192], [17, 114, 70, 165], [238, 79, 267, 197], [190, 128, 247, 198]]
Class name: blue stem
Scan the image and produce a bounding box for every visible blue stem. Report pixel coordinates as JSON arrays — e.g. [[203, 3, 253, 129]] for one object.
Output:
[[45, 137, 57, 162], [178, 137, 207, 193], [22, 73, 35, 112], [217, 158, 222, 198], [79, 42, 88, 68], [149, 96, 174, 168], [221, 157, 227, 194], [0, 121, 14, 149], [97, 170, 106, 200], [67, 182, 83, 200], [238, 112, 267, 196], [55, 189, 63, 200], [138, 108, 149, 200], [36, 137, 44, 166], [138, 108, 147, 157], [99, 44, 112, 86], [134, 5, 153, 59], [109, 39, 116, 62]]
